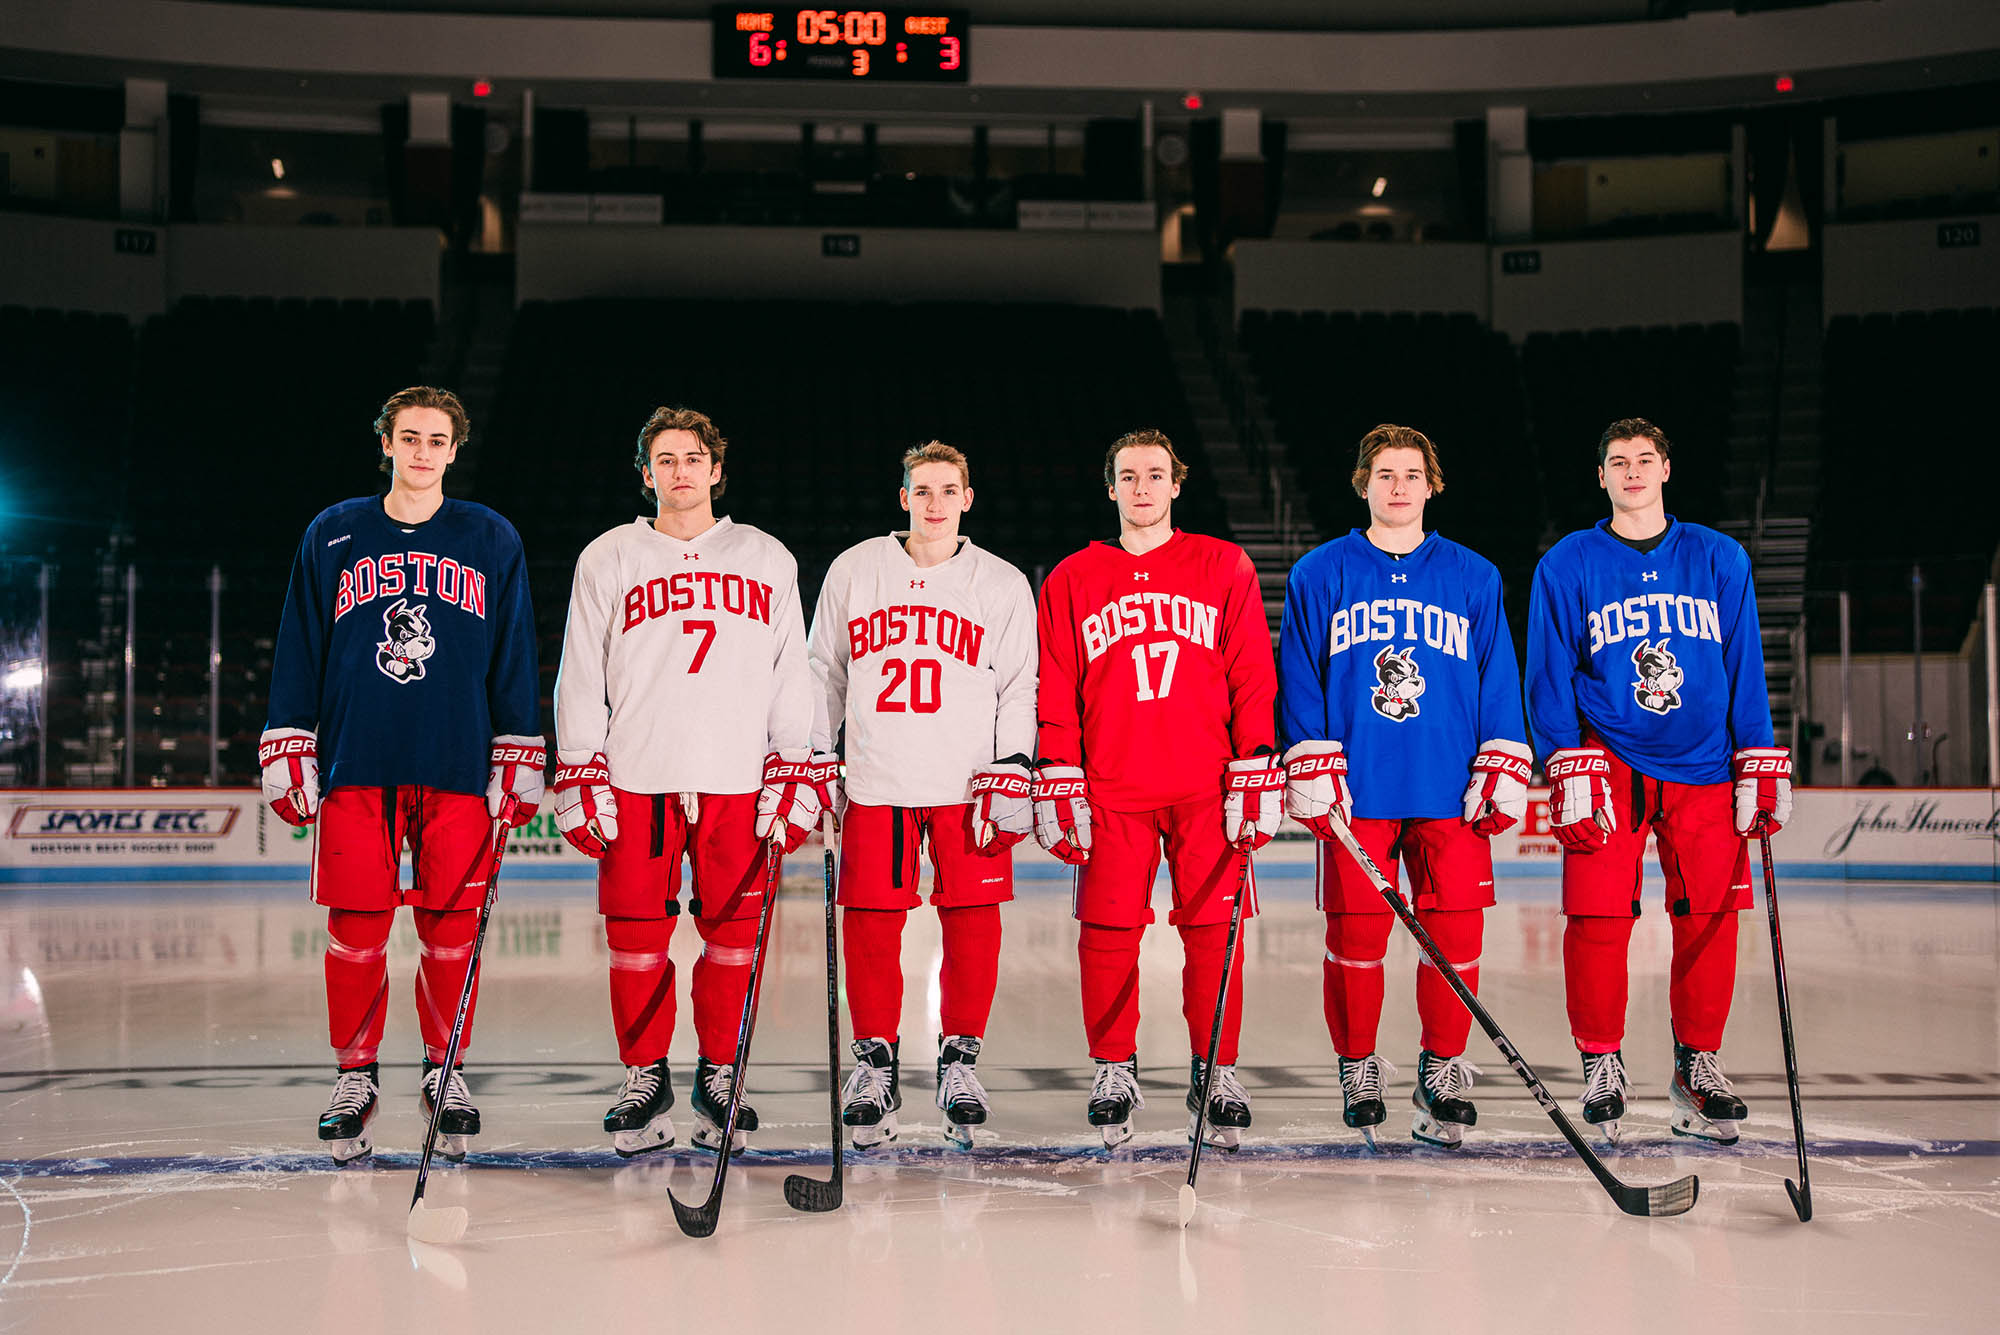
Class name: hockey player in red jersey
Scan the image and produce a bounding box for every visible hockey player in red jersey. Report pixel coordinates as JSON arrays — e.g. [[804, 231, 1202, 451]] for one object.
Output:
[[807, 442, 1038, 1149], [262, 386, 543, 1165], [552, 407, 825, 1158], [1035, 429, 1280, 1148]]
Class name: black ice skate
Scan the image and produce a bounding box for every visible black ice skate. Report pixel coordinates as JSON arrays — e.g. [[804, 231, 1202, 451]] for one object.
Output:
[[1670, 1042, 1745, 1145], [318, 1062, 379, 1166], [604, 1058, 675, 1158], [1186, 1057, 1252, 1151], [841, 1038, 902, 1149], [1411, 1049, 1482, 1149], [691, 1056, 759, 1156], [420, 1059, 480, 1163], [1579, 1049, 1633, 1144], [1087, 1055, 1145, 1148], [1338, 1053, 1396, 1150], [935, 1035, 990, 1149]]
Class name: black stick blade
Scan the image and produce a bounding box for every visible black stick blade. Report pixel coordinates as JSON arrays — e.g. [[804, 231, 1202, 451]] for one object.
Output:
[[783, 1172, 843, 1213], [1785, 1179, 1811, 1222], [1621, 1173, 1699, 1218], [670, 1189, 722, 1238]]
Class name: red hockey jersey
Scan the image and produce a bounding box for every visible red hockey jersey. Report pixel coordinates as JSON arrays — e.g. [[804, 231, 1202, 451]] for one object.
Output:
[[1036, 530, 1276, 812]]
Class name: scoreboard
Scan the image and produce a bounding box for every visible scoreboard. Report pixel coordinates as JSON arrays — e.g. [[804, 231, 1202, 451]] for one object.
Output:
[[712, 8, 970, 82]]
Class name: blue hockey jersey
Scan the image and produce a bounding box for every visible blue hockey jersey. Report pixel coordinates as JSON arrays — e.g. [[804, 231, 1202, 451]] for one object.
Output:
[[1278, 530, 1526, 820], [1525, 517, 1771, 785], [265, 496, 540, 797]]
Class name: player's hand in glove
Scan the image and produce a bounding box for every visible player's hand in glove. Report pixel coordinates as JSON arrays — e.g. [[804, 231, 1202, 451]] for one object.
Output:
[[808, 752, 843, 831], [258, 727, 320, 826], [487, 735, 546, 827], [1032, 764, 1091, 865], [756, 748, 823, 852], [552, 752, 619, 858], [1546, 746, 1615, 851], [1731, 746, 1793, 836], [1223, 752, 1284, 851], [1282, 740, 1352, 841], [1462, 738, 1534, 837], [970, 757, 1034, 850]]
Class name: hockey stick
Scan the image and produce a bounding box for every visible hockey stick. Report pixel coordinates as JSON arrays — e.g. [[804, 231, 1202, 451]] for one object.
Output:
[[1757, 829, 1811, 1221], [670, 841, 784, 1238], [1326, 814, 1699, 1219], [1179, 847, 1254, 1228], [406, 795, 518, 1245], [783, 811, 844, 1213]]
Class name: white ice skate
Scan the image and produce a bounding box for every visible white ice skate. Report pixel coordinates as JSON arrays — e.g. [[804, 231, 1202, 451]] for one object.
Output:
[[841, 1038, 902, 1149], [1087, 1056, 1144, 1148], [936, 1036, 989, 1150]]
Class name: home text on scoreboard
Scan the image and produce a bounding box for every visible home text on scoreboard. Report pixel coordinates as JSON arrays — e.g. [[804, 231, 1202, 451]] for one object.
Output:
[[712, 8, 969, 82]]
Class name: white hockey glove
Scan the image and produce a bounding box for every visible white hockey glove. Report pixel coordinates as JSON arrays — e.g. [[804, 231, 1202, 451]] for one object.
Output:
[[1282, 740, 1352, 841], [1462, 738, 1534, 837], [756, 748, 823, 853], [552, 752, 618, 858], [258, 727, 320, 827], [1731, 746, 1793, 836], [487, 735, 546, 827], [1031, 764, 1091, 865], [1547, 746, 1615, 852], [969, 759, 1034, 850], [1222, 752, 1285, 851]]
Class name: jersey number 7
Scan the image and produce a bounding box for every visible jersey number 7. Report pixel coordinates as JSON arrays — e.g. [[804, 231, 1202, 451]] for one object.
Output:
[[684, 620, 716, 672], [1131, 640, 1178, 701]]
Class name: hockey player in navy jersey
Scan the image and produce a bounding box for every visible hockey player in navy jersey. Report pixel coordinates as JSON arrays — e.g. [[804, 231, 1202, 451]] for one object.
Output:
[[1526, 417, 1791, 1145], [262, 387, 542, 1165], [1278, 425, 1531, 1148]]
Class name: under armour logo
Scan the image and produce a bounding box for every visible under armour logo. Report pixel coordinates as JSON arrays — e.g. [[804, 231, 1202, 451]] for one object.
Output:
[[1133, 572, 1150, 582], [1390, 574, 1408, 584], [910, 580, 925, 589], [683, 553, 700, 561], [1640, 571, 1658, 582]]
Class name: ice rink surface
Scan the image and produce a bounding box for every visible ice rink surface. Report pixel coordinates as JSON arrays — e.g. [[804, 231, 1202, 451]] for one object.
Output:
[[2, 859, 1996, 1334]]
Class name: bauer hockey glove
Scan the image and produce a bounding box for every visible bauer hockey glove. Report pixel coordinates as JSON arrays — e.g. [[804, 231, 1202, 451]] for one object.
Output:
[[756, 748, 823, 853], [487, 735, 547, 827], [1282, 739, 1352, 841], [1546, 746, 1615, 851], [1731, 746, 1793, 836], [1031, 764, 1091, 865], [1462, 739, 1534, 837], [552, 752, 619, 858], [970, 758, 1034, 850], [258, 727, 320, 826], [1223, 753, 1285, 851]]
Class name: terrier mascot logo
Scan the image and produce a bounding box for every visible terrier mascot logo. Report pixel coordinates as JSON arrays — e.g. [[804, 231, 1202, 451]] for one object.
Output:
[[376, 599, 436, 683], [1630, 638, 1683, 714], [1370, 646, 1425, 721]]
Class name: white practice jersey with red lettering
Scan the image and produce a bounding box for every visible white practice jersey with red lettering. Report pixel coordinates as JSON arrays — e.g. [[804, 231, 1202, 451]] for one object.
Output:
[[555, 516, 813, 794], [808, 534, 1037, 808]]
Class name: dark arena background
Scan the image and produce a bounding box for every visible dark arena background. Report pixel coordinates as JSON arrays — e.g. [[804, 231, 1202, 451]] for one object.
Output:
[[1, 2, 1998, 1329]]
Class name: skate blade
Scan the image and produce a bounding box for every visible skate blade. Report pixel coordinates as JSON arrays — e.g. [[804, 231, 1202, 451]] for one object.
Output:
[[1358, 1126, 1378, 1152], [1098, 1122, 1135, 1149], [1592, 1118, 1623, 1145], [942, 1121, 975, 1150], [324, 1136, 373, 1166], [406, 1198, 468, 1245], [1189, 1115, 1242, 1152], [612, 1117, 675, 1159], [1411, 1113, 1465, 1149], [850, 1114, 899, 1149], [692, 1122, 750, 1156], [436, 1134, 472, 1164], [1669, 1113, 1739, 1145]]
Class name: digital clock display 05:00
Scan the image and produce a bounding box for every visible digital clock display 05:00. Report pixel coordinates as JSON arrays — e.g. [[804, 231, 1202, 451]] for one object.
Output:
[[712, 8, 969, 82]]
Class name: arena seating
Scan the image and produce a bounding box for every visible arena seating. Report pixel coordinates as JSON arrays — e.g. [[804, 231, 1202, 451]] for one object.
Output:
[[0, 306, 134, 552]]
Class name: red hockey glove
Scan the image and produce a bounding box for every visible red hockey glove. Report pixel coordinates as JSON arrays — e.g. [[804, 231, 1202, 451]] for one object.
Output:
[[807, 752, 843, 831], [1223, 753, 1285, 851], [552, 753, 618, 858], [487, 735, 546, 827], [970, 760, 1034, 850], [1732, 746, 1793, 836], [1031, 765, 1092, 865], [1546, 747, 1615, 852], [1282, 740, 1352, 842], [756, 748, 822, 853], [1462, 738, 1534, 837], [258, 727, 320, 827]]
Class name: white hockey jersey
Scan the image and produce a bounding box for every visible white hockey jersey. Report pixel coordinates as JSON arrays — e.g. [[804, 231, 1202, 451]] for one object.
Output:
[[556, 516, 813, 794], [808, 533, 1037, 808]]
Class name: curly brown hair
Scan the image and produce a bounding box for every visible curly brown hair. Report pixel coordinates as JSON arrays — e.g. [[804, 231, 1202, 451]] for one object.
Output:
[[1597, 417, 1671, 465], [1103, 428, 1189, 490], [1350, 423, 1445, 499], [635, 405, 729, 505], [374, 386, 469, 476]]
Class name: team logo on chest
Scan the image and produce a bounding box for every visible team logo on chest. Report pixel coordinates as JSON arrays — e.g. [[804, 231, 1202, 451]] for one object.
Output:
[[1631, 638, 1684, 714], [376, 599, 436, 683], [1371, 646, 1425, 721]]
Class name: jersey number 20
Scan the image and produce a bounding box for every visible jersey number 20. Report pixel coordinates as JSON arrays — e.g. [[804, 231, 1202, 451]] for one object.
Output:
[[877, 657, 942, 713]]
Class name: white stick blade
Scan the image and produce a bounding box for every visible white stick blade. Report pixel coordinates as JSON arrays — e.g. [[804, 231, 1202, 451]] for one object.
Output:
[[1177, 1183, 1197, 1228], [407, 1199, 469, 1245]]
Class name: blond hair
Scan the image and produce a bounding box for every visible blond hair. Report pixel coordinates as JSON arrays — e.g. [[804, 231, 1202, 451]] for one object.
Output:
[[902, 440, 970, 489]]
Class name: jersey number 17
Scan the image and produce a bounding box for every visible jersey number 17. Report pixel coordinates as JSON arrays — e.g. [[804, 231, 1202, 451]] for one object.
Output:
[[1131, 640, 1178, 701]]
